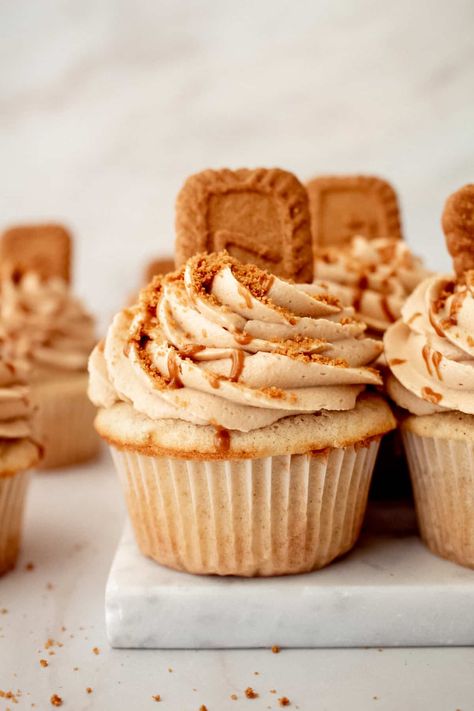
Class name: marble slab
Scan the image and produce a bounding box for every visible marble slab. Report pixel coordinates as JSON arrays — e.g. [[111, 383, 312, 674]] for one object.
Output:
[[105, 504, 474, 649]]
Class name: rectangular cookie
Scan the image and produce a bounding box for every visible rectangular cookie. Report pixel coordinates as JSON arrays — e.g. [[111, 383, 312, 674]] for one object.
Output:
[[306, 175, 402, 250], [175, 168, 313, 282], [1, 223, 72, 282]]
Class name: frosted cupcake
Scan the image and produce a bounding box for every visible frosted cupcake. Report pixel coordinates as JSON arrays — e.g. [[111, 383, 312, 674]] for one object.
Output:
[[384, 184, 474, 568], [0, 224, 99, 468], [0, 359, 41, 574], [89, 252, 395, 576]]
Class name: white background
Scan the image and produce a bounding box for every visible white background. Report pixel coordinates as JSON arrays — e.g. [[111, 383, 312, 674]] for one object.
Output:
[[1, 0, 474, 329]]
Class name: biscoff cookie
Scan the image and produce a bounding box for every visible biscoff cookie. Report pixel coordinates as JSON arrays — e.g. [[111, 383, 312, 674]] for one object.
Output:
[[306, 175, 402, 249], [441, 183, 474, 275], [144, 258, 175, 284], [175, 168, 313, 282], [1, 223, 71, 282]]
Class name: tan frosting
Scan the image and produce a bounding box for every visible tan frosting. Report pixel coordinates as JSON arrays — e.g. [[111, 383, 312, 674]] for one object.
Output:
[[0, 359, 33, 439], [385, 272, 474, 415], [89, 252, 383, 432], [0, 272, 95, 378], [314, 236, 431, 333]]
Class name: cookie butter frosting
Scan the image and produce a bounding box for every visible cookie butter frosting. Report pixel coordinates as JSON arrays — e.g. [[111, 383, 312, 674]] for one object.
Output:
[[89, 252, 383, 432], [314, 236, 431, 333], [0, 359, 33, 439], [385, 272, 474, 415], [0, 272, 95, 376]]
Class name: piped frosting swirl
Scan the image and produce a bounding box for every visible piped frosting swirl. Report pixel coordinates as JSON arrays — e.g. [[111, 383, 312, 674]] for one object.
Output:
[[385, 272, 474, 415], [314, 236, 431, 333], [89, 252, 383, 432], [0, 273, 95, 377]]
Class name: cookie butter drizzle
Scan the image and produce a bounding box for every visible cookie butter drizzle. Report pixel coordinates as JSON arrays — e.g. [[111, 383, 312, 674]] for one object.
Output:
[[214, 426, 231, 453]]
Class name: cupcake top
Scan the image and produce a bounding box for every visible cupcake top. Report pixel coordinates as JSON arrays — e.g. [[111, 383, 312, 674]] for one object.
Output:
[[314, 236, 431, 334], [89, 252, 383, 432], [0, 272, 96, 379], [385, 184, 474, 415], [0, 358, 33, 440]]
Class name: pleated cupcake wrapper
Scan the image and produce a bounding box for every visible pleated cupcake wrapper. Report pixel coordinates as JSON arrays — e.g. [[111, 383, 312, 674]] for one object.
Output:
[[32, 385, 100, 469], [0, 470, 31, 575], [110, 439, 380, 577], [403, 431, 474, 569]]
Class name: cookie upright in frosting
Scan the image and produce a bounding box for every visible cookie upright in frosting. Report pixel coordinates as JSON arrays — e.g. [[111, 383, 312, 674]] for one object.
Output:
[[1, 223, 71, 283], [306, 175, 402, 250], [175, 168, 314, 282]]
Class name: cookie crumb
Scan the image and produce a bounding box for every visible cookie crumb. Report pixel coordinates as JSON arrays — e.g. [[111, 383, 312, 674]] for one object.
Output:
[[86, 687, 93, 694], [152, 695, 161, 702], [245, 687, 259, 699], [50, 694, 62, 707], [279, 697, 291, 707], [270, 689, 277, 694], [230, 694, 238, 700], [199, 706, 208, 711], [271, 645, 281, 654], [0, 608, 7, 614], [168, 667, 173, 673], [39, 659, 48, 668], [92, 646, 100, 655], [25, 562, 35, 571]]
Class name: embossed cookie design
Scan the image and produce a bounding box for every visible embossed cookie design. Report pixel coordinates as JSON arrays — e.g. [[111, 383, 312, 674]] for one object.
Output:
[[1, 223, 71, 282], [306, 175, 402, 250], [175, 168, 313, 282]]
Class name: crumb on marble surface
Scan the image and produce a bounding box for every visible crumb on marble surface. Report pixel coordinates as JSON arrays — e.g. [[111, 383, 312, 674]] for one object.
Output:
[[245, 687, 259, 699], [25, 562, 35, 571], [50, 694, 62, 706], [271, 645, 281, 654], [86, 687, 93, 694], [152, 694, 161, 702], [92, 646, 100, 655], [39, 659, 48, 668], [279, 697, 291, 706]]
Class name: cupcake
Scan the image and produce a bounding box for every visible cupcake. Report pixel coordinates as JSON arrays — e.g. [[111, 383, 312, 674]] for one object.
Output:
[[384, 184, 474, 568], [0, 358, 41, 574], [89, 251, 395, 576], [0, 224, 99, 469]]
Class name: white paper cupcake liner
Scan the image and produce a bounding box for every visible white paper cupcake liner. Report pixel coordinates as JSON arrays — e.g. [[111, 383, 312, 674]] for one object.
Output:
[[32, 382, 100, 469], [403, 430, 474, 568], [110, 438, 380, 576], [0, 470, 31, 575]]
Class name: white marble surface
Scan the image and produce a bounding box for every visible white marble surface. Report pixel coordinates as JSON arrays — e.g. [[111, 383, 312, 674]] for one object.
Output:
[[1, 0, 474, 328], [0, 456, 473, 710], [107, 512, 474, 649]]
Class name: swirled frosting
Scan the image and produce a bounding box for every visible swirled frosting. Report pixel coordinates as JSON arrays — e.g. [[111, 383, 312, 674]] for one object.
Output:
[[0, 359, 33, 439], [89, 252, 383, 432], [314, 236, 431, 333], [0, 273, 95, 378], [385, 272, 474, 415]]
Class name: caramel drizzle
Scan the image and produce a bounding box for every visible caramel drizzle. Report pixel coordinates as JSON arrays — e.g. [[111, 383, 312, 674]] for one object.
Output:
[[422, 345, 433, 376], [421, 386, 442, 404], [214, 426, 231, 453], [380, 295, 397, 323], [229, 349, 245, 382], [179, 344, 205, 358], [388, 358, 406, 366], [167, 349, 184, 389], [429, 309, 444, 337], [352, 289, 363, 313], [234, 331, 253, 346], [237, 283, 253, 309], [208, 373, 221, 389], [407, 312, 421, 326], [432, 351, 443, 380]]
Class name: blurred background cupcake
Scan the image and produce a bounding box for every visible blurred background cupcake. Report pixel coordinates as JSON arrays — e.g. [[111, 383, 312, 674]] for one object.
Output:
[[385, 184, 474, 568], [0, 223, 99, 469], [0, 358, 41, 574]]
